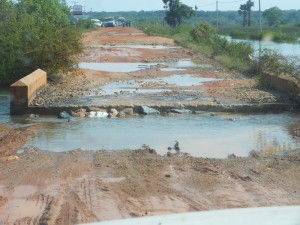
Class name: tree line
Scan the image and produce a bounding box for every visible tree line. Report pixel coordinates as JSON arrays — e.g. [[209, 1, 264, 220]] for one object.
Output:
[[86, 8, 300, 28]]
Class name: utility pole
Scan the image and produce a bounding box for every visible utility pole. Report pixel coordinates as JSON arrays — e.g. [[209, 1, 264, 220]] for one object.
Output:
[[258, 0, 262, 59], [83, 5, 87, 14], [259, 0, 262, 32], [216, 1, 219, 30]]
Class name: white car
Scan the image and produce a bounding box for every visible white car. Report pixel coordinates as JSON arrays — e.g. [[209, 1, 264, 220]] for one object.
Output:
[[91, 19, 102, 28]]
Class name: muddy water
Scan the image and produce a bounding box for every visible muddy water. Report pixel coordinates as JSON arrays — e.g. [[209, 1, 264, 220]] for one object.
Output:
[[79, 59, 212, 73], [1, 89, 300, 158], [98, 75, 220, 95], [79, 62, 159, 72], [5, 113, 298, 158], [224, 36, 300, 57], [64, 74, 218, 106], [0, 89, 9, 121]]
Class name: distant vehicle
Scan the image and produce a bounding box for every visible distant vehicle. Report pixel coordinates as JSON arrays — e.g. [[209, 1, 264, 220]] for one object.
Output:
[[91, 19, 100, 23], [91, 19, 102, 28], [116, 17, 126, 26], [103, 17, 115, 27]]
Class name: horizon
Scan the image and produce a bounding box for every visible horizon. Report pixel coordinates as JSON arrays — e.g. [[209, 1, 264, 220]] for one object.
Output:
[[66, 0, 300, 12]]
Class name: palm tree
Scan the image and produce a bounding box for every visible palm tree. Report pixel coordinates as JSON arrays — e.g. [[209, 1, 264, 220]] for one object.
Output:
[[238, 0, 254, 27], [238, 3, 247, 27], [246, 0, 254, 26]]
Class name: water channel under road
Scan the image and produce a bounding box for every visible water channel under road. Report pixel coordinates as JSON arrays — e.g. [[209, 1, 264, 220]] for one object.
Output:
[[1, 89, 300, 158]]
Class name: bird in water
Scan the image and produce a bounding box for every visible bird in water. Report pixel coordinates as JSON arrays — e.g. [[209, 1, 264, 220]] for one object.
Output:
[[174, 140, 180, 154]]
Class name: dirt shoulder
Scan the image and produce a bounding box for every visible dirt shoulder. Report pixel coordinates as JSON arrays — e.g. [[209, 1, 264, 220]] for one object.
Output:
[[1, 27, 300, 225], [0, 147, 299, 224], [0, 125, 32, 158]]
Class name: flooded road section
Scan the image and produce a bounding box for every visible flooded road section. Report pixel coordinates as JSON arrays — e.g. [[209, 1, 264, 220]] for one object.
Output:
[[19, 113, 300, 158], [0, 88, 298, 158], [2, 27, 298, 158], [1, 89, 300, 158], [67, 73, 220, 106], [71, 59, 218, 106], [2, 27, 300, 225]]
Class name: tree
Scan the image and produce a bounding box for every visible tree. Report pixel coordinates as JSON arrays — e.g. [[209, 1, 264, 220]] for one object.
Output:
[[245, 0, 254, 26], [238, 3, 247, 27], [0, 0, 83, 86], [238, 0, 254, 27], [263, 7, 283, 26], [162, 0, 195, 27]]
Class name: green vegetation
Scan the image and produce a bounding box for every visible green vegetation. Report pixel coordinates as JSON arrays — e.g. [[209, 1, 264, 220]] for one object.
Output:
[[229, 29, 298, 42], [238, 0, 254, 27], [0, 0, 83, 87], [140, 22, 252, 71], [263, 7, 283, 26], [86, 9, 300, 43], [252, 49, 300, 80], [140, 22, 300, 79], [86, 9, 300, 29], [162, 0, 195, 27]]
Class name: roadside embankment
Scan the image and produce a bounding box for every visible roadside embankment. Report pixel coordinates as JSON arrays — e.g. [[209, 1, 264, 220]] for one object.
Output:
[[10, 69, 47, 115], [261, 73, 300, 103]]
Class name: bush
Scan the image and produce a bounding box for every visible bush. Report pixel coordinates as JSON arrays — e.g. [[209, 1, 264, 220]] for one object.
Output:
[[0, 0, 83, 86], [251, 49, 300, 80], [192, 23, 252, 70], [230, 29, 297, 43]]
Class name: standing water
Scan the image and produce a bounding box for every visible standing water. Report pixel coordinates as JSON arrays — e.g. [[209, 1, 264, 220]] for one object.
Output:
[[224, 36, 300, 57], [1, 87, 300, 158], [8, 112, 299, 158], [0, 89, 10, 123]]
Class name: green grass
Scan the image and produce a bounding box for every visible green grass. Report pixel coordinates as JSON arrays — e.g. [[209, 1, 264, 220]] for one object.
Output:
[[219, 24, 299, 43], [138, 22, 253, 72], [138, 22, 299, 78]]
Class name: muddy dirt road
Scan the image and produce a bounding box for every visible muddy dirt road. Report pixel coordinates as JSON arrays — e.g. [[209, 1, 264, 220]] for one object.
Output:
[[1, 27, 300, 225], [31, 27, 292, 110]]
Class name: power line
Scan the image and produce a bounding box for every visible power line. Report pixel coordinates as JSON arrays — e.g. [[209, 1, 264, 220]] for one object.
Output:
[[198, 0, 244, 8], [219, 0, 244, 3], [198, 2, 216, 8]]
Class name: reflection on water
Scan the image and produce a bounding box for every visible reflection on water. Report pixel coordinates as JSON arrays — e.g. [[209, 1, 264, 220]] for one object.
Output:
[[151, 75, 221, 86], [14, 113, 300, 158], [167, 60, 212, 68], [79, 59, 212, 73], [224, 36, 300, 57], [1, 86, 299, 158], [99, 75, 220, 95], [79, 62, 159, 72], [0, 89, 9, 123]]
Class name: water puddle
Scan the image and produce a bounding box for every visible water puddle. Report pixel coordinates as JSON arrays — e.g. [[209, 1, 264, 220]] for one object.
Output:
[[167, 59, 212, 68], [150, 75, 220, 86], [0, 95, 9, 115], [0, 90, 10, 124], [79, 62, 159, 73], [79, 59, 212, 73], [86, 44, 181, 50], [96, 75, 220, 96], [17, 113, 300, 158], [161, 68, 186, 72]]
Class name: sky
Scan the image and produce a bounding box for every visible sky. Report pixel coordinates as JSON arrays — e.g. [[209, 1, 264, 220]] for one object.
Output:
[[66, 0, 300, 12]]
